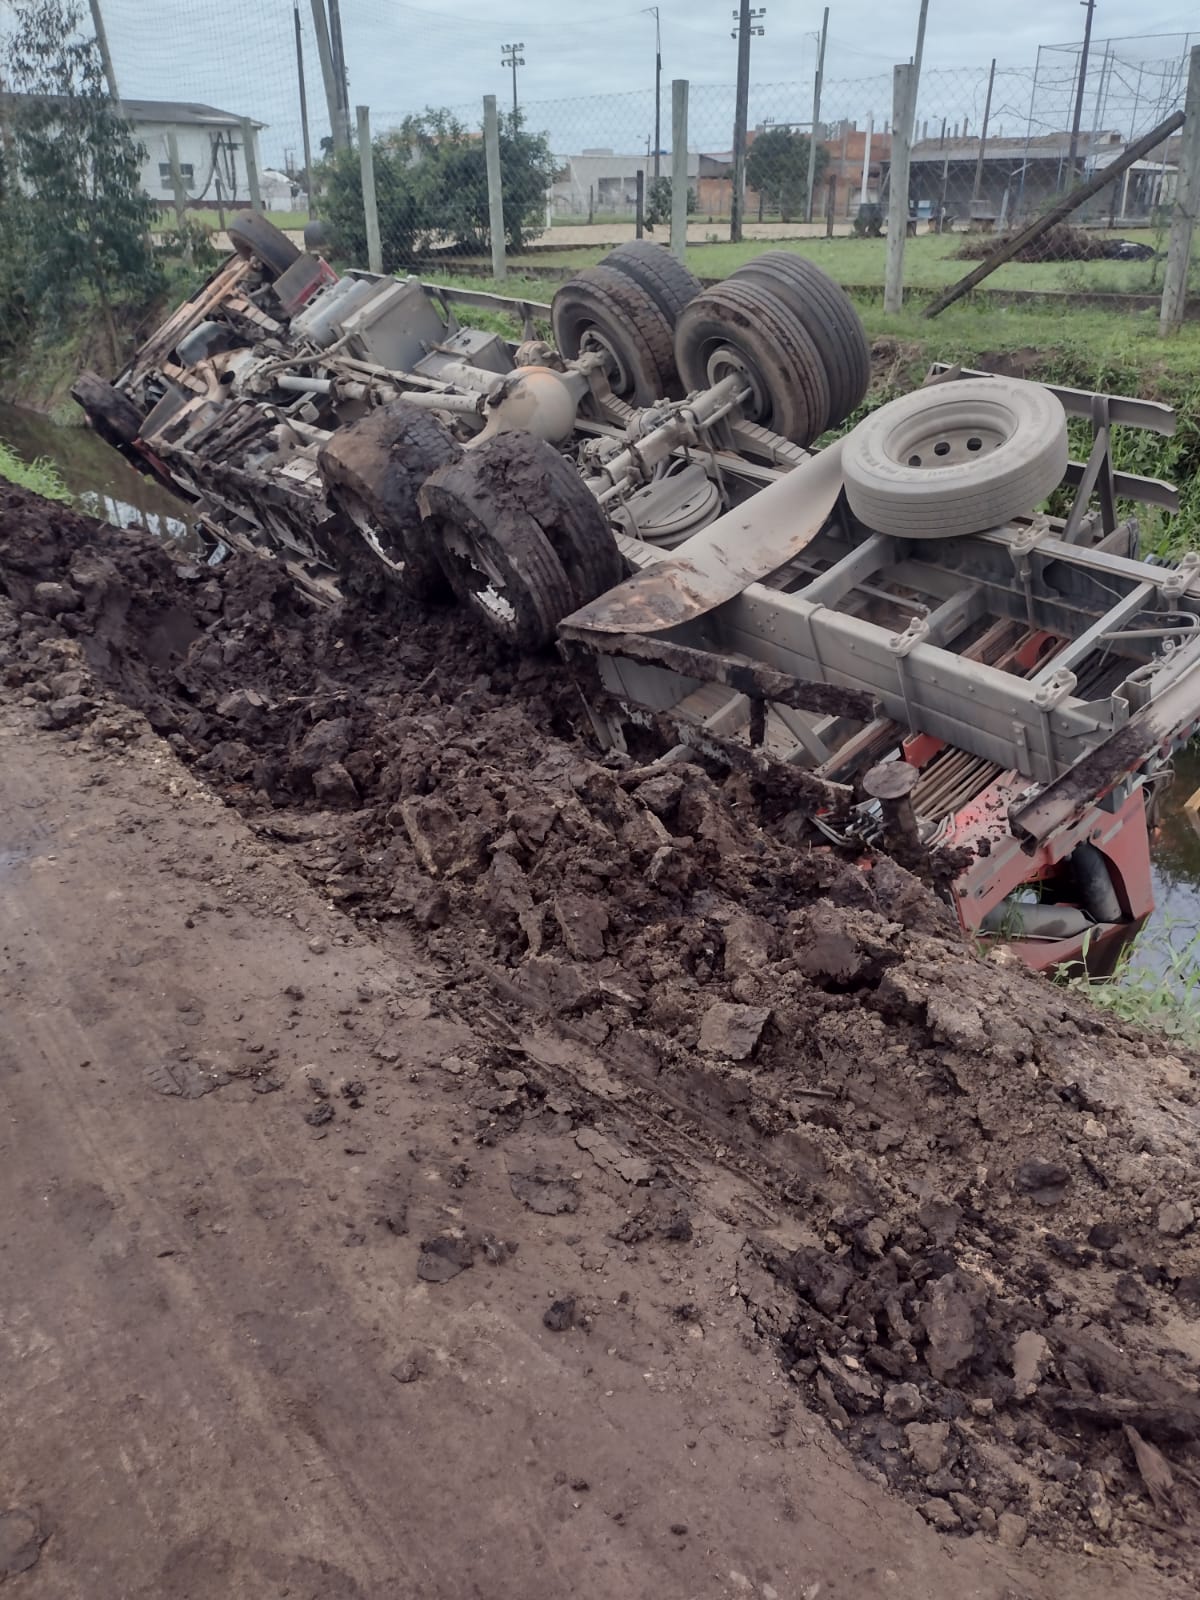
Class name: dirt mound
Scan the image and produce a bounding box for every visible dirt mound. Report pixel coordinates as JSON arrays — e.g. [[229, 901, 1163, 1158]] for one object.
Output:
[[3, 484, 1200, 1567]]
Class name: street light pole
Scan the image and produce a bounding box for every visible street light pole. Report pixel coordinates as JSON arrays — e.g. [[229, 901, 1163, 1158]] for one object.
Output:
[[501, 42, 525, 120], [730, 1, 765, 243], [644, 6, 662, 182]]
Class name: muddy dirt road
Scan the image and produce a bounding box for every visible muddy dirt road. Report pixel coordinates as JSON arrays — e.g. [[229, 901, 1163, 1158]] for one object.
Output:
[[2, 485, 1200, 1597]]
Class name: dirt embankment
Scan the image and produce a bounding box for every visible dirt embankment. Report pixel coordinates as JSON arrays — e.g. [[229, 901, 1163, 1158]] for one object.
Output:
[[3, 483, 1200, 1577]]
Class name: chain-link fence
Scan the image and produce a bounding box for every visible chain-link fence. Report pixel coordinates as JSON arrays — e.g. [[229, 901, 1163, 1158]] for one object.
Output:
[[9, 0, 1196, 310]]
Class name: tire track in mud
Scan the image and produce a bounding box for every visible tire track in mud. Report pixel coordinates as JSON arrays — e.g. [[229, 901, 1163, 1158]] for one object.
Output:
[[3, 484, 1200, 1574]]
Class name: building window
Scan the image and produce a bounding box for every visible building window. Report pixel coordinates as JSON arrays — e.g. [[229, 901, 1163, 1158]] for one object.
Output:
[[158, 161, 194, 188]]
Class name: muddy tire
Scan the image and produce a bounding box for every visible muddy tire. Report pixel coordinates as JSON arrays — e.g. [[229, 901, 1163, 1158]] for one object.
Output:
[[317, 401, 461, 600], [601, 242, 701, 325], [842, 377, 1069, 539], [731, 253, 871, 427], [673, 278, 831, 446], [551, 265, 678, 403], [419, 432, 622, 651], [71, 371, 144, 449], [228, 211, 301, 279]]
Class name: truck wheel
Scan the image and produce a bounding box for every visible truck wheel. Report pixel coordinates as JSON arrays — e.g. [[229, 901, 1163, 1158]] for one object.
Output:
[[552, 265, 678, 402], [673, 278, 831, 445], [601, 241, 701, 324], [731, 253, 871, 427], [419, 432, 622, 650], [71, 371, 144, 449], [841, 377, 1068, 539], [318, 401, 461, 600], [228, 211, 301, 279]]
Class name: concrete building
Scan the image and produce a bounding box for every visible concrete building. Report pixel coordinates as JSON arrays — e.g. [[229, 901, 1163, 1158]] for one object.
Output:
[[551, 148, 699, 217], [120, 100, 268, 210]]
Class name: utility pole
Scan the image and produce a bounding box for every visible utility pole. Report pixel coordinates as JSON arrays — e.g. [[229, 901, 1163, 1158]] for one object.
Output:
[[501, 42, 525, 120], [910, 0, 929, 135], [972, 57, 996, 204], [293, 2, 315, 215], [1067, 0, 1097, 188], [644, 6, 662, 182], [730, 1, 765, 242], [310, 0, 348, 154], [806, 6, 829, 224], [328, 0, 352, 151], [88, 0, 122, 108]]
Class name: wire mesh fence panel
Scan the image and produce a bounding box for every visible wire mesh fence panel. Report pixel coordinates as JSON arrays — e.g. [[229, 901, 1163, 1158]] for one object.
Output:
[[11, 0, 1195, 303]]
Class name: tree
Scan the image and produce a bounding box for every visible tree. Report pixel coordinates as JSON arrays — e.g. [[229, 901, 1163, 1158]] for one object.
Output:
[[745, 128, 828, 223], [324, 107, 557, 268], [3, 0, 161, 364], [644, 177, 696, 228]]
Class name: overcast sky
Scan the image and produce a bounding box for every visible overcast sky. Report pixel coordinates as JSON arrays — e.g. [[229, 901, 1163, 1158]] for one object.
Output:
[[7, 0, 1200, 164]]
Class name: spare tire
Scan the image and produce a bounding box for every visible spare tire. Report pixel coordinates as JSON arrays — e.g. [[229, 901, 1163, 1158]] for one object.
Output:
[[601, 241, 701, 324], [552, 265, 678, 403], [228, 211, 301, 279], [841, 377, 1069, 540], [732, 253, 871, 428], [673, 277, 831, 445]]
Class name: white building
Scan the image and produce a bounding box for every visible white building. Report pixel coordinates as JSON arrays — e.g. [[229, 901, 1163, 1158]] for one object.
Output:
[[122, 99, 271, 209], [551, 148, 700, 217]]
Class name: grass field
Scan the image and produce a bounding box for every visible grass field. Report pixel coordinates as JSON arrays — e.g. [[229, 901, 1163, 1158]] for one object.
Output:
[[493, 230, 1198, 298], [150, 208, 309, 233]]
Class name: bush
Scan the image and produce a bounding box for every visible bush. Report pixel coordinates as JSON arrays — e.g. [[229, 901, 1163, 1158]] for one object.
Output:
[[324, 107, 556, 268]]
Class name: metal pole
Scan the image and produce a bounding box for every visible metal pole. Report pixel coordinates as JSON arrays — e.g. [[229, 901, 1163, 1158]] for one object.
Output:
[[885, 64, 915, 314], [294, 2, 315, 217], [860, 111, 873, 204], [1160, 46, 1200, 336], [1067, 0, 1097, 187], [88, 0, 121, 107], [671, 77, 689, 262], [357, 106, 382, 273], [730, 0, 753, 243], [911, 0, 929, 93], [646, 6, 662, 182], [309, 0, 346, 154], [328, 0, 351, 149], [166, 130, 190, 258], [806, 7, 829, 224], [484, 93, 507, 282], [1016, 49, 1040, 220], [972, 58, 996, 204], [241, 117, 263, 213], [636, 168, 645, 238]]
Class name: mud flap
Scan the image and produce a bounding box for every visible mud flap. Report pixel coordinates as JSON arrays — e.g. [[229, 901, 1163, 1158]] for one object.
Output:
[[562, 438, 846, 636]]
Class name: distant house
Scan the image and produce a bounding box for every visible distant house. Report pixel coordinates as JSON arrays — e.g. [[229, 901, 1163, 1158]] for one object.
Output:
[[903, 129, 1177, 225], [551, 148, 699, 216], [118, 100, 270, 210], [0, 93, 276, 211]]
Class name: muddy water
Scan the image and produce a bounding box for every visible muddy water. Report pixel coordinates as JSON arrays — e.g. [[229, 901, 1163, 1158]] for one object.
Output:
[[3, 401, 1200, 968], [0, 402, 198, 548]]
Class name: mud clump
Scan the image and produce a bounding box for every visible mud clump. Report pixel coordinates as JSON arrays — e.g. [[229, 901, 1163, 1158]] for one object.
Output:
[[3, 485, 1200, 1568]]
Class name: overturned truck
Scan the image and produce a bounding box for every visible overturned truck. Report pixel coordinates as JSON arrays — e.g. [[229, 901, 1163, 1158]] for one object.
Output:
[[74, 212, 1200, 973]]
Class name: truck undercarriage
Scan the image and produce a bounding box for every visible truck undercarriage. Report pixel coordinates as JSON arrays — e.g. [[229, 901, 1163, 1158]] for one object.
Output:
[[73, 213, 1200, 974]]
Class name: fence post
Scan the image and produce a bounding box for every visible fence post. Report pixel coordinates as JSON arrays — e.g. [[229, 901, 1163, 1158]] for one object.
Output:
[[483, 94, 507, 283], [1160, 46, 1200, 336], [671, 79, 689, 264], [165, 130, 189, 244], [241, 117, 263, 214], [635, 169, 645, 239], [884, 64, 915, 314], [357, 106, 382, 274], [806, 5, 829, 224]]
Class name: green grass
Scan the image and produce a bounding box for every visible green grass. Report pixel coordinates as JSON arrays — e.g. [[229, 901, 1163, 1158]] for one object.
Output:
[[150, 208, 309, 233], [509, 229, 1198, 298], [0, 439, 72, 502], [1056, 918, 1200, 1047]]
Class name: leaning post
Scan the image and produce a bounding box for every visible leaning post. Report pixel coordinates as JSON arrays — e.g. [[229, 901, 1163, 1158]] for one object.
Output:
[[484, 94, 507, 283]]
